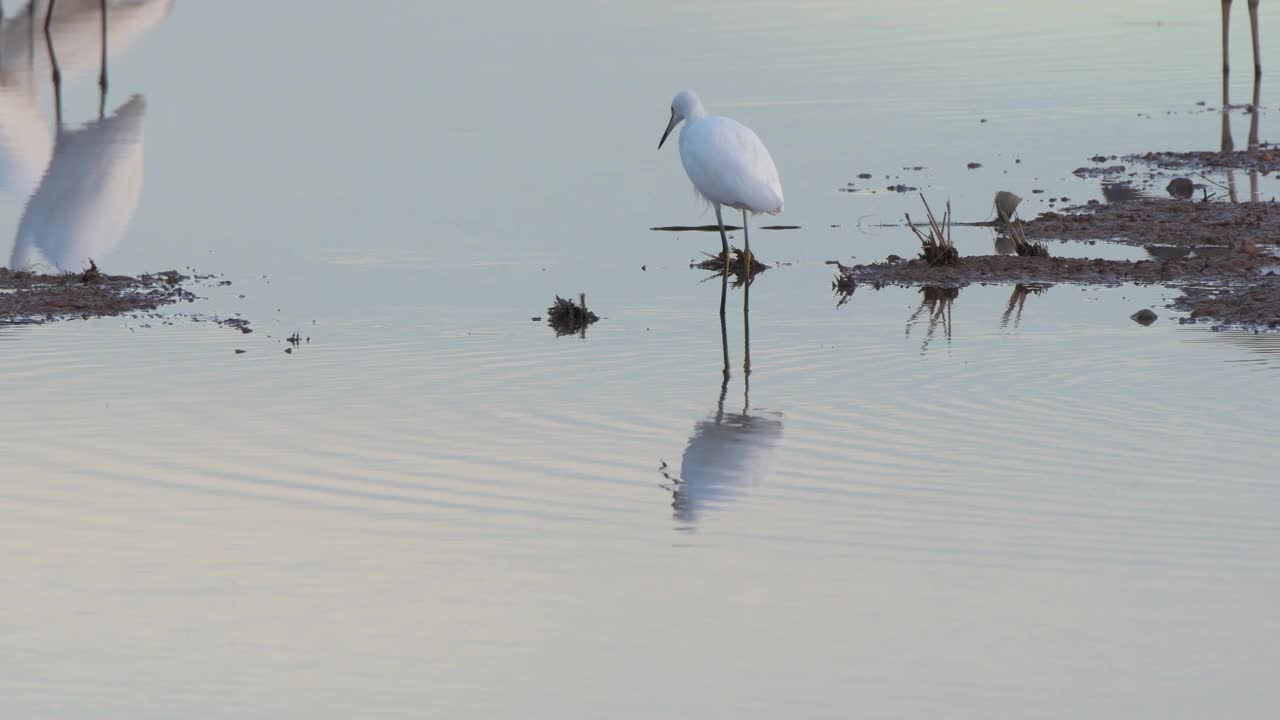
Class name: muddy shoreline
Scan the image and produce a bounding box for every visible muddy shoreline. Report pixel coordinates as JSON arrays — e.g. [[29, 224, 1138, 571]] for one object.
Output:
[[0, 266, 198, 325], [833, 254, 1280, 328], [1025, 197, 1280, 250]]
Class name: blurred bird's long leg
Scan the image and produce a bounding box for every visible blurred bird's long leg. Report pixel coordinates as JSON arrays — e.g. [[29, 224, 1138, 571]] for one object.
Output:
[[1249, 0, 1261, 77], [741, 209, 752, 275], [1249, 72, 1262, 149], [1224, 0, 1234, 75], [45, 0, 63, 126], [98, 0, 108, 118]]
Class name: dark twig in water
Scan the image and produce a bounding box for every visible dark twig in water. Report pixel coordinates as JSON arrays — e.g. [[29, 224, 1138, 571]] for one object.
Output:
[[546, 293, 599, 337], [905, 194, 959, 266]]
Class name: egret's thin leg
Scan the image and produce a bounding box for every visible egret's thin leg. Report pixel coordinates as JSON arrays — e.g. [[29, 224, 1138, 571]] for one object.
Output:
[[1224, 0, 1234, 75], [45, 0, 62, 127], [742, 264, 751, 376], [741, 208, 752, 275], [98, 0, 108, 119], [1249, 0, 1262, 77], [714, 204, 728, 321], [719, 270, 730, 379]]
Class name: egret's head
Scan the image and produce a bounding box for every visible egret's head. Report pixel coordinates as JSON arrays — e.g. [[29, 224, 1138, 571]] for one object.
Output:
[[658, 90, 704, 149]]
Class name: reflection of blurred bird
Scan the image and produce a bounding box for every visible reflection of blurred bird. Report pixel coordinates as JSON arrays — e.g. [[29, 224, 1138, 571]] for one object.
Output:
[[667, 378, 783, 529], [10, 95, 147, 271]]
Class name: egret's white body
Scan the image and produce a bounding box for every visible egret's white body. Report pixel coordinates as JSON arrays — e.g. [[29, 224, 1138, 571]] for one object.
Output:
[[677, 115, 783, 216], [658, 90, 782, 280]]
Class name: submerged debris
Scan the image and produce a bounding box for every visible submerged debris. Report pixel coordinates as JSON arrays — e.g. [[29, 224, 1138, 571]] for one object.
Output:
[[0, 266, 196, 324], [692, 246, 768, 285], [546, 293, 599, 337]]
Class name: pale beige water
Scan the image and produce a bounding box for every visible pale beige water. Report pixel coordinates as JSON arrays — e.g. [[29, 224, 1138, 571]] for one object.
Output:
[[2, 1, 1279, 717]]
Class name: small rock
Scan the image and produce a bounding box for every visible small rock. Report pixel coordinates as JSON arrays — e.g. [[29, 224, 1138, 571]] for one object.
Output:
[[531, 316, 542, 321], [886, 254, 903, 263], [857, 173, 872, 179], [1166, 177, 1194, 199], [234, 349, 246, 354], [966, 162, 982, 169], [1130, 309, 1158, 326]]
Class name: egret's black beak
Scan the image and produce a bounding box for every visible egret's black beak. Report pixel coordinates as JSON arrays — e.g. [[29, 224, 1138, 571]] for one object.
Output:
[[658, 110, 678, 149]]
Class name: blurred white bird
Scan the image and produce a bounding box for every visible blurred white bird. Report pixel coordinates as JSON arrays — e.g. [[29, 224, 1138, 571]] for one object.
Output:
[[658, 89, 783, 274], [10, 94, 147, 271]]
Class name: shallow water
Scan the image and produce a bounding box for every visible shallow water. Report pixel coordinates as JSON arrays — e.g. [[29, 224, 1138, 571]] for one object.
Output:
[[3, 1, 1280, 717]]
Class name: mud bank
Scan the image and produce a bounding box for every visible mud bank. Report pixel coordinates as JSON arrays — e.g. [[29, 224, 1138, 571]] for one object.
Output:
[[0, 266, 196, 324], [1126, 147, 1280, 174], [833, 254, 1280, 327], [1025, 198, 1280, 249]]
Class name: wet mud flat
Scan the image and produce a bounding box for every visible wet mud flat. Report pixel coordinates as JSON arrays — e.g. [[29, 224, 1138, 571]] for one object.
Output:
[[0, 266, 197, 325], [1126, 146, 1280, 174], [833, 254, 1280, 328], [1025, 197, 1280, 250]]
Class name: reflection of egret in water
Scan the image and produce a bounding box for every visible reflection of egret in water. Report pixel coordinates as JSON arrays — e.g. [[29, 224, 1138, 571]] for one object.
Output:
[[905, 286, 955, 354], [660, 287, 781, 530], [2, 0, 170, 270], [1000, 283, 1048, 329], [10, 93, 147, 271]]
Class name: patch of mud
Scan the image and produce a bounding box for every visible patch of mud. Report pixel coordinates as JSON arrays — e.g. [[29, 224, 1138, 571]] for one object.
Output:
[[1025, 198, 1280, 249], [832, 254, 1280, 328], [0, 266, 196, 324], [1173, 277, 1280, 328], [832, 254, 1270, 290], [1072, 164, 1127, 178], [1126, 146, 1280, 174]]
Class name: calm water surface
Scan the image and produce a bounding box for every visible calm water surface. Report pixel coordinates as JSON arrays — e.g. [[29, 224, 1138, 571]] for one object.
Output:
[[3, 1, 1280, 717]]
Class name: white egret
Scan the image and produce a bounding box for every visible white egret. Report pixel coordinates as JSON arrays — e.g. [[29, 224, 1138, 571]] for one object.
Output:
[[658, 90, 783, 275]]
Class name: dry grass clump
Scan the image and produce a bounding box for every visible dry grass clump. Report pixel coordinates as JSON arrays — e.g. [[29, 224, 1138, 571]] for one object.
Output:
[[905, 195, 959, 266], [993, 190, 1050, 257]]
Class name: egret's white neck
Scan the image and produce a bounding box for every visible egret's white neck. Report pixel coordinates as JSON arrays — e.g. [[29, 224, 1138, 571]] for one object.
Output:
[[684, 102, 707, 121]]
